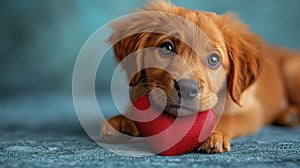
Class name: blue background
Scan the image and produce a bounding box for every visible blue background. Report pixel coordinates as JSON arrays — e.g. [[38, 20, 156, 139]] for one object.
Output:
[[1, 0, 300, 126]]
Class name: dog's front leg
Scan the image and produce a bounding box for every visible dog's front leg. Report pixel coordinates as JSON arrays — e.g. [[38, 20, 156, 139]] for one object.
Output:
[[101, 109, 140, 143], [196, 130, 231, 154], [196, 115, 233, 154], [196, 108, 263, 153]]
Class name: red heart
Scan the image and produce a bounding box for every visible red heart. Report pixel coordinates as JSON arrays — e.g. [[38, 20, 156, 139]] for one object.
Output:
[[133, 95, 216, 156]]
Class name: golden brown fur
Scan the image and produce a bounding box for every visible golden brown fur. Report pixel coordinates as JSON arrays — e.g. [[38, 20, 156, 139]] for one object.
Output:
[[101, 1, 300, 153]]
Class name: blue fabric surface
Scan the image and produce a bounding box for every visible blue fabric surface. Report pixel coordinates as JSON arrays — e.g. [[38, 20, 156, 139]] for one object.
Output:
[[0, 125, 299, 168], [1, 94, 300, 168]]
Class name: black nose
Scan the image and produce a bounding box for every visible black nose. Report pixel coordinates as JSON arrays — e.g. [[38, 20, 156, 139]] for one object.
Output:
[[175, 79, 200, 100]]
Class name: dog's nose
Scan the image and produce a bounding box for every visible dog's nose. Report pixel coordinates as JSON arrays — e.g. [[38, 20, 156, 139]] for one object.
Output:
[[175, 79, 200, 100]]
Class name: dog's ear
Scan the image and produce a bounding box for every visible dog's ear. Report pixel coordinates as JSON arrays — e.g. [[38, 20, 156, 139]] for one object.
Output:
[[108, 28, 149, 86], [107, 1, 178, 86], [219, 13, 263, 104]]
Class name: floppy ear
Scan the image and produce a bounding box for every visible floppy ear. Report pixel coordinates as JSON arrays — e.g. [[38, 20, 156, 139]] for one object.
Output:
[[219, 13, 263, 104], [107, 1, 180, 86], [108, 30, 149, 86]]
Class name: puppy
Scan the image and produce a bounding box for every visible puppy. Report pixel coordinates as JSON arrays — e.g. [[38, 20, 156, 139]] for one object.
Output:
[[101, 1, 300, 153]]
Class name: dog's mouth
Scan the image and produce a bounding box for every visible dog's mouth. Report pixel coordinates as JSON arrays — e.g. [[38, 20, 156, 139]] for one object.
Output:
[[165, 103, 211, 116], [168, 104, 198, 113], [148, 91, 205, 116]]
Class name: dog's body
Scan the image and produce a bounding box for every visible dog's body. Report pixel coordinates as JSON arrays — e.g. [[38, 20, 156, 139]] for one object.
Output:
[[101, 1, 300, 153]]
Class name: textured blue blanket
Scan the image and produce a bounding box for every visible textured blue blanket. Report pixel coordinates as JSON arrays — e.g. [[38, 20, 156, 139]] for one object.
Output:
[[1, 125, 299, 167], [1, 94, 300, 167]]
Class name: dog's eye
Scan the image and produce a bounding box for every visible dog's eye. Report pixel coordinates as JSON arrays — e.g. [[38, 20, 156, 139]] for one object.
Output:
[[206, 53, 221, 69], [159, 42, 175, 56]]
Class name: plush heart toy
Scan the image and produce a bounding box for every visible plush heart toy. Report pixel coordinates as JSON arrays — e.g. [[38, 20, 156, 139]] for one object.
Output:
[[133, 95, 216, 156]]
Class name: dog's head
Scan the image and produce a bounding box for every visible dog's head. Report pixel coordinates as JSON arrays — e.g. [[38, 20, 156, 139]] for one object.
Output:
[[109, 1, 263, 116]]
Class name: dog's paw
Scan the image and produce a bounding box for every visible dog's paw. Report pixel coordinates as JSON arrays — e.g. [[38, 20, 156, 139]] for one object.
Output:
[[101, 115, 140, 143], [196, 131, 231, 154]]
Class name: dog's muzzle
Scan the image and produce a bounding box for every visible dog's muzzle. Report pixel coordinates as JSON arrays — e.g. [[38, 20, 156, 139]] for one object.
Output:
[[174, 79, 200, 100]]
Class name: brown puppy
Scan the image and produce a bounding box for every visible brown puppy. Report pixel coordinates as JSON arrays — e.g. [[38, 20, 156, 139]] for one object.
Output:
[[101, 1, 300, 153]]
